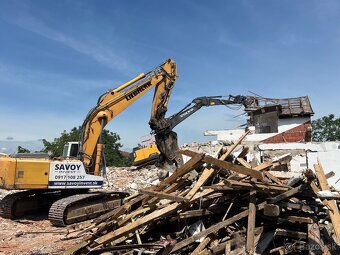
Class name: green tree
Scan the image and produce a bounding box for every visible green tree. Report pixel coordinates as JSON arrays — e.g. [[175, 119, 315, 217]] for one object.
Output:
[[42, 127, 132, 166], [312, 114, 340, 142], [42, 126, 81, 157], [17, 146, 30, 153]]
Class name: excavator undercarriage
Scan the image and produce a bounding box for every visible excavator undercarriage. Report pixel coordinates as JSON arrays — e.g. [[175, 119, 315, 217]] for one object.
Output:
[[0, 189, 127, 226]]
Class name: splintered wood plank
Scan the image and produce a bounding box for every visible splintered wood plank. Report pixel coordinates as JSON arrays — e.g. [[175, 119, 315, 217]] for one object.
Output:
[[220, 130, 250, 160], [156, 152, 205, 188], [255, 230, 275, 254], [140, 189, 189, 202], [209, 227, 263, 254], [287, 216, 313, 224], [94, 194, 147, 224], [179, 150, 265, 181], [279, 202, 315, 212], [275, 228, 307, 239], [263, 172, 284, 185], [325, 171, 335, 179], [94, 202, 183, 246], [314, 161, 340, 242], [179, 208, 222, 219], [253, 161, 273, 171], [191, 235, 213, 255], [238, 146, 249, 159], [308, 223, 324, 255], [141, 153, 204, 205], [237, 157, 252, 168], [94, 179, 216, 247], [147, 180, 185, 205], [246, 190, 256, 254], [171, 201, 267, 252], [185, 167, 215, 200], [268, 184, 308, 204], [224, 179, 289, 192]]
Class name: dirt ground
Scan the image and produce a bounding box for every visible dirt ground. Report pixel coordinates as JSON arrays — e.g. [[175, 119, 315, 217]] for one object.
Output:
[[0, 214, 83, 255], [0, 166, 163, 255]]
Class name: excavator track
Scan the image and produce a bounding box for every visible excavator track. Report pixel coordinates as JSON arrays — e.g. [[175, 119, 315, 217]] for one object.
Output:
[[0, 190, 62, 219], [0, 191, 33, 218], [48, 191, 127, 227]]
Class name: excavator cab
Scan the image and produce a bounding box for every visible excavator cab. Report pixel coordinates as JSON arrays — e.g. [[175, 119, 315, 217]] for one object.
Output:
[[62, 142, 79, 158]]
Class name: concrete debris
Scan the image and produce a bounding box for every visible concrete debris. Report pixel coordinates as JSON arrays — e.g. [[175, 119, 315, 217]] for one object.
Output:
[[105, 165, 163, 193], [181, 140, 228, 158]]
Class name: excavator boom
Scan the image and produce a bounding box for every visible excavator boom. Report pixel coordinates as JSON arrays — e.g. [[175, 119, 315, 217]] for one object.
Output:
[[80, 59, 177, 172]]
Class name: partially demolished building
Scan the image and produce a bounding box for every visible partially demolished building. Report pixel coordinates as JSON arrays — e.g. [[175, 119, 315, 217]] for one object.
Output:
[[205, 96, 314, 143]]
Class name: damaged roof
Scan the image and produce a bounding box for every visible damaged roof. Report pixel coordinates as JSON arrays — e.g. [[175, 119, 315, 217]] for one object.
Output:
[[249, 96, 314, 117]]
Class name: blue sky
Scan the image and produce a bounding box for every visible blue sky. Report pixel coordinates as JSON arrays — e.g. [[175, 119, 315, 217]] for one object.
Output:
[[0, 0, 339, 149]]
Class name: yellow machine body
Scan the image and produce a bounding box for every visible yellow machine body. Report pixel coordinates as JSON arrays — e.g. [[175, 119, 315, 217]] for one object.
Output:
[[0, 155, 49, 189], [133, 144, 160, 166]]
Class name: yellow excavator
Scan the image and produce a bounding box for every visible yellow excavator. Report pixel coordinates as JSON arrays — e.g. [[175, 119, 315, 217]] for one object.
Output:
[[0, 58, 177, 226], [133, 95, 256, 166]]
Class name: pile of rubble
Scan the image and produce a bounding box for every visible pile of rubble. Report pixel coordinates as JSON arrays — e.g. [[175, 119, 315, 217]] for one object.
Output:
[[105, 165, 166, 193], [64, 132, 340, 255]]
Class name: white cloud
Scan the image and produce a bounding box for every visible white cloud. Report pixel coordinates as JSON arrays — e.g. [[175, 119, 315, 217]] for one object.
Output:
[[0, 2, 129, 71]]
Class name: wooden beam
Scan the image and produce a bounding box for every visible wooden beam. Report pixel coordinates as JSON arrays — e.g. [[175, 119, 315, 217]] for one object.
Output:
[[148, 180, 185, 205], [191, 235, 214, 255], [157, 152, 205, 188], [253, 161, 273, 171], [141, 153, 204, 205], [179, 208, 223, 219], [268, 184, 307, 204], [238, 146, 250, 158], [139, 190, 188, 202], [325, 171, 335, 179], [308, 223, 324, 255], [275, 228, 307, 239], [220, 130, 250, 160], [264, 171, 284, 185], [314, 161, 340, 242], [179, 150, 265, 181], [237, 157, 252, 168], [286, 216, 313, 224], [185, 167, 215, 200], [225, 179, 289, 192], [255, 230, 275, 254], [246, 190, 256, 254], [279, 201, 316, 213]]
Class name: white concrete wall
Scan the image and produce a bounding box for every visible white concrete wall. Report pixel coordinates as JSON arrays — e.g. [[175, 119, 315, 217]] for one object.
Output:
[[258, 142, 340, 189], [204, 117, 310, 142]]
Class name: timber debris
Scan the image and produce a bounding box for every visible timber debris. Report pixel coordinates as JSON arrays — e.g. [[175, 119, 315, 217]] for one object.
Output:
[[65, 132, 340, 255]]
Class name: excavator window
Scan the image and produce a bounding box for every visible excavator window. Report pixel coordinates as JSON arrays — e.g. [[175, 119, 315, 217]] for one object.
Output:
[[62, 142, 79, 158], [70, 144, 79, 157], [62, 144, 69, 157]]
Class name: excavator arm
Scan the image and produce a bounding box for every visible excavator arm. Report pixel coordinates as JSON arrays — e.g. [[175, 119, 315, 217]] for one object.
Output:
[[80, 59, 177, 174], [151, 94, 256, 166], [165, 95, 253, 133]]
